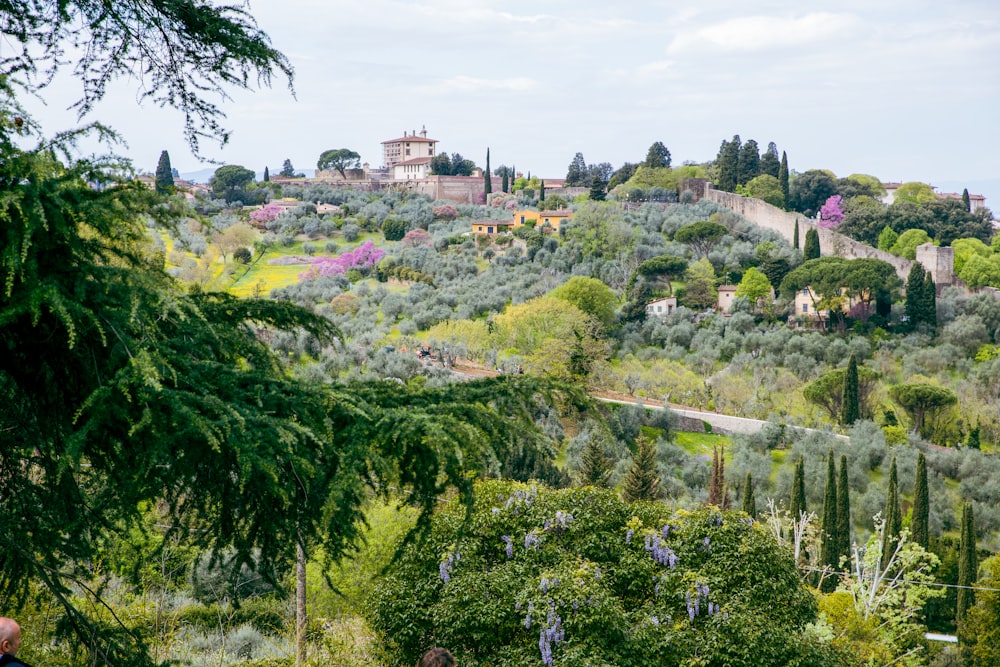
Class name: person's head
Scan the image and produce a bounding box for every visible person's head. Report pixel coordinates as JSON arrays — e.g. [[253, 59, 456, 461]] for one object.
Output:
[[0, 617, 22, 656], [418, 646, 455, 667]]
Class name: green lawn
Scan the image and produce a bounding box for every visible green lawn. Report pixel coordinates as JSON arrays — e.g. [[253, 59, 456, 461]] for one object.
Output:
[[674, 431, 731, 456]]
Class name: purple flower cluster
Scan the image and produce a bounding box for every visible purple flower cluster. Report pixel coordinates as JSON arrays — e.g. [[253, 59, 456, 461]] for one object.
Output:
[[644, 533, 679, 569], [525, 531, 541, 550], [502, 535, 513, 559], [504, 487, 538, 512], [438, 551, 460, 584], [543, 511, 573, 533], [299, 240, 385, 280], [625, 528, 634, 544], [685, 582, 718, 622], [539, 577, 559, 594], [538, 608, 565, 667], [710, 513, 723, 527], [523, 601, 534, 629]]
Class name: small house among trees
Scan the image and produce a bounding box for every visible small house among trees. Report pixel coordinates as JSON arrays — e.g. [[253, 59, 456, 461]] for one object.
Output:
[[645, 296, 677, 317]]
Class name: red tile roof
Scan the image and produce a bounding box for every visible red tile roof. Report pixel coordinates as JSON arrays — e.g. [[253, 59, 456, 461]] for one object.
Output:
[[382, 135, 437, 144]]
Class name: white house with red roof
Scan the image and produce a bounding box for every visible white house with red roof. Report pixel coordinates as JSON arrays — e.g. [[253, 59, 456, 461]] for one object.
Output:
[[383, 126, 438, 179]]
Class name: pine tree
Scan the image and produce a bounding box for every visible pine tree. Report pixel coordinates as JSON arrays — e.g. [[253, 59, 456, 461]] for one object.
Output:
[[263, 166, 270, 182], [803, 228, 820, 260], [905, 262, 926, 329], [779, 151, 790, 210], [793, 219, 799, 250], [566, 153, 587, 186], [790, 457, 806, 518], [956, 502, 977, 626], [820, 450, 838, 590], [154, 150, 174, 194], [842, 353, 860, 425], [578, 435, 613, 488], [912, 451, 929, 550], [484, 148, 492, 196], [737, 138, 760, 186], [741, 472, 756, 519], [280, 159, 296, 178], [922, 272, 937, 333], [880, 457, 902, 569], [622, 436, 660, 502], [836, 454, 851, 566]]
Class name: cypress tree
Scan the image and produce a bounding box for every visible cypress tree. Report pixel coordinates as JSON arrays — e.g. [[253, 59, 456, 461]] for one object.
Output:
[[501, 168, 509, 194], [707, 445, 728, 507], [484, 148, 492, 196], [962, 188, 971, 212], [540, 179, 545, 202], [842, 353, 860, 425], [790, 457, 806, 518], [956, 501, 977, 626], [741, 472, 756, 519], [716, 135, 741, 192], [922, 272, 937, 333], [820, 450, 838, 590], [578, 435, 612, 488], [912, 451, 929, 550], [792, 219, 799, 250], [905, 262, 926, 329], [836, 454, 851, 566], [263, 166, 270, 182], [803, 228, 820, 260], [779, 151, 790, 210], [154, 149, 174, 194], [622, 436, 660, 502], [880, 457, 902, 569], [589, 175, 606, 201]]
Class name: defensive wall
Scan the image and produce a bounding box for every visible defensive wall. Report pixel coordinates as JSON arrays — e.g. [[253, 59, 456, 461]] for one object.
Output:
[[702, 187, 919, 282]]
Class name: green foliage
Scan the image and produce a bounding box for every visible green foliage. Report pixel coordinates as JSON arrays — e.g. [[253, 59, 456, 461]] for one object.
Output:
[[1, 0, 294, 156], [963, 555, 1000, 666], [210, 163, 257, 202], [644, 141, 671, 169], [680, 257, 717, 310], [880, 457, 902, 570], [317, 148, 361, 178], [734, 267, 772, 312], [888, 383, 957, 437], [673, 220, 727, 258], [803, 364, 879, 424], [622, 436, 660, 502], [715, 135, 740, 192], [958, 253, 1000, 289], [369, 480, 840, 667], [589, 174, 607, 201], [894, 181, 937, 205], [793, 219, 799, 249], [876, 226, 898, 251], [889, 228, 933, 260], [550, 276, 617, 329], [790, 457, 807, 518], [155, 149, 174, 194], [381, 217, 407, 241], [741, 174, 784, 208], [820, 451, 838, 591], [803, 228, 820, 260], [836, 455, 851, 567], [779, 152, 790, 211], [957, 502, 977, 628], [842, 354, 860, 426], [912, 452, 929, 550], [741, 472, 757, 519]]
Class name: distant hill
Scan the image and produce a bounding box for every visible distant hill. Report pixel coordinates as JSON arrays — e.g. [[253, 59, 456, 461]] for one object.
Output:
[[180, 167, 316, 184]]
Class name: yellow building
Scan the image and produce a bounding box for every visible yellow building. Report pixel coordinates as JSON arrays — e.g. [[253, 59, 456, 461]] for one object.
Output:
[[512, 208, 574, 232], [472, 220, 515, 235]]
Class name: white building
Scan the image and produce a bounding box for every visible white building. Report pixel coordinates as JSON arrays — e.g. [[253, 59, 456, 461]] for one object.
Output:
[[645, 297, 677, 317], [382, 127, 438, 170]]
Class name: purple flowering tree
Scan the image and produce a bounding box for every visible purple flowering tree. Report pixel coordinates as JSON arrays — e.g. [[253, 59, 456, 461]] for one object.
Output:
[[249, 203, 283, 225], [818, 195, 844, 228], [298, 240, 385, 280]]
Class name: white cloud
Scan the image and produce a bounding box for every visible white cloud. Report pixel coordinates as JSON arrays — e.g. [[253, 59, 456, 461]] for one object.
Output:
[[668, 12, 861, 54]]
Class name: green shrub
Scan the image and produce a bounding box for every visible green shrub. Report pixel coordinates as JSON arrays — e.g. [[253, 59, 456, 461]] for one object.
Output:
[[369, 480, 840, 667]]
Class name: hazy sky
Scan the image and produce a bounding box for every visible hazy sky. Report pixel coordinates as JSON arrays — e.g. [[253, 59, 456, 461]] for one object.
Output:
[[24, 0, 1000, 205]]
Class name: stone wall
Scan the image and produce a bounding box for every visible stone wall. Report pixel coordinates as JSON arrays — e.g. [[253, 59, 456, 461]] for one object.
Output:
[[703, 188, 917, 281]]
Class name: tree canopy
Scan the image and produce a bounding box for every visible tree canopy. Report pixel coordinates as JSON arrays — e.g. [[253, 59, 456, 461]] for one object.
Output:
[[317, 148, 361, 178], [1, 0, 293, 155]]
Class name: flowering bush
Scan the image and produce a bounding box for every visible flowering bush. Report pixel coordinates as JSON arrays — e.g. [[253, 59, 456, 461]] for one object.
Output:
[[432, 204, 459, 220], [818, 195, 844, 228], [401, 228, 433, 248], [249, 203, 283, 225], [369, 480, 840, 667], [298, 241, 385, 280]]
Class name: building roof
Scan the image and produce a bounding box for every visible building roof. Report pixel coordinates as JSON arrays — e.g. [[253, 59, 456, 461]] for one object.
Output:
[[718, 285, 738, 292], [540, 209, 573, 216], [394, 157, 433, 166], [382, 135, 437, 144]]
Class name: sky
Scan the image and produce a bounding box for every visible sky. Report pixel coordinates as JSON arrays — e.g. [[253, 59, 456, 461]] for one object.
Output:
[[22, 0, 1000, 208]]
